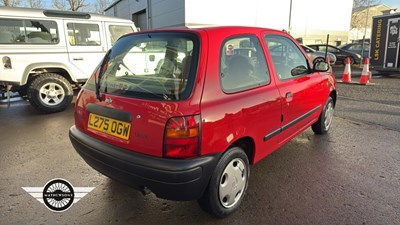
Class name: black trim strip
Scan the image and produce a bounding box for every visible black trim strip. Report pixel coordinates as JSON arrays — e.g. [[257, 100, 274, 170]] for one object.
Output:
[[263, 128, 281, 142], [43, 10, 91, 19], [86, 103, 132, 122], [263, 105, 321, 142]]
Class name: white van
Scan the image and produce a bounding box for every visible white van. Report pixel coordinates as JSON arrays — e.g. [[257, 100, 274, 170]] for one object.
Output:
[[0, 7, 137, 113]]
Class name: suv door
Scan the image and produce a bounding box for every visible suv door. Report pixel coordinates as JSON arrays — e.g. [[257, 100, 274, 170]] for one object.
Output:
[[264, 34, 326, 144], [65, 21, 106, 79]]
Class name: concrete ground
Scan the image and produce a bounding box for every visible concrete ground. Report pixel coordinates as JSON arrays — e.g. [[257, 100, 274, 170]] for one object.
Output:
[[0, 68, 399, 225]]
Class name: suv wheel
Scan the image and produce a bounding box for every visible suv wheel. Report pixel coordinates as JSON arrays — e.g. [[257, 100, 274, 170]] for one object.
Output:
[[198, 147, 249, 218], [312, 96, 334, 134], [27, 73, 73, 113]]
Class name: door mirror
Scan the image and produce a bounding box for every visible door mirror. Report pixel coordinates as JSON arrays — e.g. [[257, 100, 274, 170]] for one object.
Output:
[[313, 61, 329, 72], [291, 65, 308, 76]]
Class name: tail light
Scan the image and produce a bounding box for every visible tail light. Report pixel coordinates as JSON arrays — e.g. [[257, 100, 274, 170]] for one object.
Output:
[[164, 115, 200, 159]]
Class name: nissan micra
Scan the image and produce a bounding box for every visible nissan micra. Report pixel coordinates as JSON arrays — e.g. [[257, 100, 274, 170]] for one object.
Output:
[[69, 26, 336, 218]]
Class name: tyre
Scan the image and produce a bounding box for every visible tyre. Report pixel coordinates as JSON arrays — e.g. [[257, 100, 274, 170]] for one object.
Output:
[[27, 73, 73, 113], [313, 57, 325, 64], [343, 57, 355, 65], [312, 96, 334, 134], [198, 147, 250, 218]]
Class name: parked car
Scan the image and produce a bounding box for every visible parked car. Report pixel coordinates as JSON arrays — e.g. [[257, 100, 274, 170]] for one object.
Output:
[[338, 42, 370, 58], [300, 44, 336, 65], [307, 44, 362, 65], [0, 7, 137, 113], [69, 26, 337, 218]]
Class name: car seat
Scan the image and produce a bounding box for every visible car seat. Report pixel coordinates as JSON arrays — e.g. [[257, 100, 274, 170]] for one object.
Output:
[[222, 54, 253, 91]]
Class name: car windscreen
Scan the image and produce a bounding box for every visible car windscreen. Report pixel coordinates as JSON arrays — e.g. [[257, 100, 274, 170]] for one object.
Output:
[[89, 32, 199, 101]]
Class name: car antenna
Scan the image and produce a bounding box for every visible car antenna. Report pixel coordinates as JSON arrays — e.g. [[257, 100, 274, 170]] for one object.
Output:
[[324, 34, 329, 60]]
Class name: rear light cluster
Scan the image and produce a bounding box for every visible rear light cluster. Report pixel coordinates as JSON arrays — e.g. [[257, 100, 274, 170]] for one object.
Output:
[[164, 115, 200, 159]]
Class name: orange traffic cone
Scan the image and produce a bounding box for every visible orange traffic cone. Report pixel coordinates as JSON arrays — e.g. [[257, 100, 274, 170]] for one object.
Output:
[[359, 57, 370, 85], [341, 57, 352, 83]]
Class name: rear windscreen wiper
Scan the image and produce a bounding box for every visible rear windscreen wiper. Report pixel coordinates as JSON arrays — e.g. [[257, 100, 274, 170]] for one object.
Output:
[[95, 50, 112, 101]]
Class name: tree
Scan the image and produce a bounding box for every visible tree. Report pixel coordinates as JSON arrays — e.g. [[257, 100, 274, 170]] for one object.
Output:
[[94, 0, 113, 14], [26, 0, 44, 8], [353, 0, 380, 9], [53, 0, 87, 11], [351, 0, 381, 30], [0, 0, 21, 6]]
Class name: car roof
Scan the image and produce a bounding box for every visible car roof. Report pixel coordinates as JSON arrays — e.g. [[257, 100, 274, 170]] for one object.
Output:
[[132, 25, 284, 36]]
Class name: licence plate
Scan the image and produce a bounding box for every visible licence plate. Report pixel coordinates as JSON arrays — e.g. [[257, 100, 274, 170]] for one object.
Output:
[[88, 113, 131, 140]]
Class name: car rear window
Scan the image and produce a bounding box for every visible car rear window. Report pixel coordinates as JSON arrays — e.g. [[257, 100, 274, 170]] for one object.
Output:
[[87, 32, 199, 101]]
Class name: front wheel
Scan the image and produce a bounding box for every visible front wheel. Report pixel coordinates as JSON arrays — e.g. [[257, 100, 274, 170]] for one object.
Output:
[[312, 96, 335, 134], [198, 147, 249, 218], [27, 73, 73, 113]]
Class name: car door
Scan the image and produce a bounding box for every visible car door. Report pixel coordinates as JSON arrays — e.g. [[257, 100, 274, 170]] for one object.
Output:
[[65, 20, 107, 80], [264, 34, 326, 144]]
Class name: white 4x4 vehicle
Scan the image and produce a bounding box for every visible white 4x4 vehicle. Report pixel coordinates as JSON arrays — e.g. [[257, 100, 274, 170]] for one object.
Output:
[[0, 7, 137, 113]]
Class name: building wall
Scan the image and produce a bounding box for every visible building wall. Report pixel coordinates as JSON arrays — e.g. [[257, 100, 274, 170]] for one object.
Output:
[[151, 0, 185, 28], [105, 0, 185, 30], [105, 0, 353, 45]]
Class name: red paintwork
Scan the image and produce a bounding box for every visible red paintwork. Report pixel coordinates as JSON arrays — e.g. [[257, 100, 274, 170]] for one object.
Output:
[[74, 26, 336, 163]]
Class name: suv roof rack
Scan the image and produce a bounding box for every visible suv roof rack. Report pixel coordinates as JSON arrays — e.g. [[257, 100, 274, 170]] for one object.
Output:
[[43, 10, 91, 19]]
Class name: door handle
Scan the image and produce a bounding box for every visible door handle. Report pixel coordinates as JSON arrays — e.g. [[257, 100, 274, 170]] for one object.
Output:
[[73, 57, 83, 61]]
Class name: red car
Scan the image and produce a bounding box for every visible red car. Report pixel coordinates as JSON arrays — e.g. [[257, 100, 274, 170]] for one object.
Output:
[[69, 26, 336, 217]]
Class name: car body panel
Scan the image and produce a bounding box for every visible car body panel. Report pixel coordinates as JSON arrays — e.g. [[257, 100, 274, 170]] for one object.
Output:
[[308, 44, 362, 64], [300, 44, 337, 64], [339, 43, 370, 58], [70, 26, 337, 201]]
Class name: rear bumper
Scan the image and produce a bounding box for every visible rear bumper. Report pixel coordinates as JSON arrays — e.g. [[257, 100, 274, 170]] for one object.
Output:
[[69, 126, 220, 201]]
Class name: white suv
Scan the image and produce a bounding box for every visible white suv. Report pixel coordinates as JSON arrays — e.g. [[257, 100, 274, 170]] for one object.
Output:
[[0, 7, 137, 113]]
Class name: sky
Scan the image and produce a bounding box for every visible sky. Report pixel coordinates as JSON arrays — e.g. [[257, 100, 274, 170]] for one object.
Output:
[[381, 0, 400, 9], [41, 0, 102, 9]]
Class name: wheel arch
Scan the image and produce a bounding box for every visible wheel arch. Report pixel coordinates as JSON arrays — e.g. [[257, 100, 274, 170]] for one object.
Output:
[[313, 56, 325, 63], [330, 90, 337, 107], [226, 136, 255, 165], [22, 63, 76, 86]]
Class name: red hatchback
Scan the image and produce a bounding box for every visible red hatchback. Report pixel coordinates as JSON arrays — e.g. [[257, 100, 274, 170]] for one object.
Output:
[[69, 26, 336, 217]]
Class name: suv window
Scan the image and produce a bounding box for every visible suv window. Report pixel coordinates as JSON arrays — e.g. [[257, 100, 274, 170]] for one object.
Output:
[[67, 23, 101, 46], [0, 18, 58, 44], [265, 35, 309, 80], [109, 25, 133, 45], [220, 36, 270, 93], [88, 32, 199, 101]]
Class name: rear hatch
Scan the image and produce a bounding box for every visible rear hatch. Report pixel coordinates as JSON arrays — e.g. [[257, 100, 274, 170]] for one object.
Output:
[[74, 31, 201, 158]]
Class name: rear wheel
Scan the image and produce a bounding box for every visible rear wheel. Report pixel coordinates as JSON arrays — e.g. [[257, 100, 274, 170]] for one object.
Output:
[[343, 57, 355, 65], [198, 147, 249, 218], [313, 57, 325, 64], [27, 73, 73, 113], [312, 96, 334, 134]]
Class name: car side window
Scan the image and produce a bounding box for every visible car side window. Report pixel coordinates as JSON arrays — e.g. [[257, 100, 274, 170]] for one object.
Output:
[[67, 23, 101, 46], [220, 36, 270, 93], [109, 25, 133, 45], [265, 35, 309, 80], [328, 46, 340, 53], [0, 18, 58, 44]]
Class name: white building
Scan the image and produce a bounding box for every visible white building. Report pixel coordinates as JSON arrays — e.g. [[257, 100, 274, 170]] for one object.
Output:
[[105, 0, 353, 45]]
